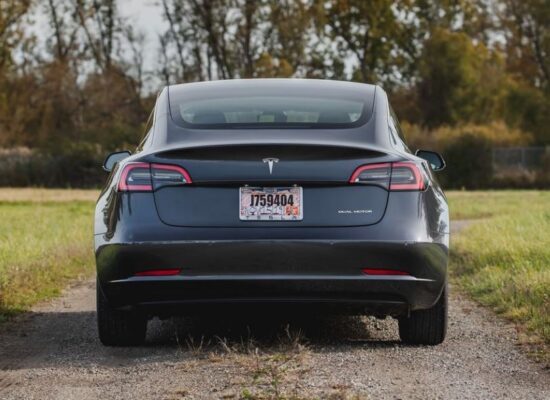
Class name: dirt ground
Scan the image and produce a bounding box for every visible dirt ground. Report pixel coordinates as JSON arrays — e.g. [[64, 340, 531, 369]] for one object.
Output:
[[0, 277, 548, 400]]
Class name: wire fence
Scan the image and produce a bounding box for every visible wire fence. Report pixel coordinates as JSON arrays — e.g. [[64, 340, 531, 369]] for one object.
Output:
[[492, 146, 549, 171]]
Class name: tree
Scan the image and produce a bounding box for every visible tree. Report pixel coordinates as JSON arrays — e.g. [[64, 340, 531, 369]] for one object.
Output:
[[74, 0, 119, 71], [0, 0, 30, 70], [159, 0, 315, 82], [418, 28, 507, 127], [314, 0, 415, 85], [414, 0, 494, 42], [44, 0, 81, 63], [263, 0, 311, 77], [502, 0, 550, 91], [0, 0, 32, 146], [160, 0, 235, 81]]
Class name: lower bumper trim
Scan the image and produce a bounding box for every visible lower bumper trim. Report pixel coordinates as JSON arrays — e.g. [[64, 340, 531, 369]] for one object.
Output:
[[131, 297, 410, 318]]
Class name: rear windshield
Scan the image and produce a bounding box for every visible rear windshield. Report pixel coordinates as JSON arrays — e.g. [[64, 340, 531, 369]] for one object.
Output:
[[169, 81, 375, 129]]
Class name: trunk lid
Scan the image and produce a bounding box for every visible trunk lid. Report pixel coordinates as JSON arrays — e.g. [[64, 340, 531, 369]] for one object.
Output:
[[149, 144, 397, 227]]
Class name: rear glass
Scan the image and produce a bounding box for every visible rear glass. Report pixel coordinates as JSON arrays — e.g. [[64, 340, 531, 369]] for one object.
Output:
[[169, 81, 374, 129]]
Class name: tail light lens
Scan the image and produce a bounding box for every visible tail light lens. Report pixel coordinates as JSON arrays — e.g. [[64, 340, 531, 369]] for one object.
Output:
[[134, 269, 181, 276], [349, 161, 425, 191], [349, 163, 391, 189], [118, 162, 192, 192], [151, 163, 192, 190], [390, 162, 425, 191], [362, 268, 410, 276], [118, 163, 152, 192]]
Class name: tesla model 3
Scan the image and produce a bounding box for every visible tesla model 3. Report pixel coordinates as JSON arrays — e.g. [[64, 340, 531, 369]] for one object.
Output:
[[95, 79, 449, 346]]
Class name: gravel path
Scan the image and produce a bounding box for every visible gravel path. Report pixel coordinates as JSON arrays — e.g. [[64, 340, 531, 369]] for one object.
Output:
[[0, 222, 548, 400]]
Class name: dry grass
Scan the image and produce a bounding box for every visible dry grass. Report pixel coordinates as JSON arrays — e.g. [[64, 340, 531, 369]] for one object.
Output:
[[0, 188, 99, 202], [174, 326, 368, 400]]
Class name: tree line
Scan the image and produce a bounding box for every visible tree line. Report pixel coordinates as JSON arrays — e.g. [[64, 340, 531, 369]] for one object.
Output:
[[0, 0, 548, 187]]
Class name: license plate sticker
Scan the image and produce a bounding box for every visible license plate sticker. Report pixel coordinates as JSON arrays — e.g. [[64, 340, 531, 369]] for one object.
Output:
[[239, 187, 303, 221]]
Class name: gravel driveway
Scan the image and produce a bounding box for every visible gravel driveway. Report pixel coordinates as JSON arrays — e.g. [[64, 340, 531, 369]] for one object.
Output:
[[0, 222, 548, 400]]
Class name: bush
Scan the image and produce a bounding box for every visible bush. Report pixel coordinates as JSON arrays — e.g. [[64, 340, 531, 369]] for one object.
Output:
[[439, 134, 493, 189], [0, 143, 107, 188], [401, 121, 543, 189], [404, 121, 531, 151]]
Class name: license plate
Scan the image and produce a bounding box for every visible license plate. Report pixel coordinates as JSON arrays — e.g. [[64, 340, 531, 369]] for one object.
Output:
[[239, 187, 303, 221]]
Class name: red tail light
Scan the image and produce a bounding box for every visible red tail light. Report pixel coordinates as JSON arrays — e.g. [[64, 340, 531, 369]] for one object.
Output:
[[134, 269, 181, 276], [118, 163, 152, 192], [349, 161, 425, 191], [362, 268, 410, 276], [349, 163, 392, 189], [390, 162, 425, 191], [118, 162, 192, 192]]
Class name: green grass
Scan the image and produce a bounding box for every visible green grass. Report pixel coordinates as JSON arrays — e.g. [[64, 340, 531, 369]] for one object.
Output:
[[447, 190, 550, 351], [0, 193, 95, 320]]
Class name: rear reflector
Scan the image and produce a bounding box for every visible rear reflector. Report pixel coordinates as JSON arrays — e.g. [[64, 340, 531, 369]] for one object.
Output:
[[349, 161, 426, 191], [118, 162, 192, 192], [134, 269, 181, 276], [362, 268, 410, 276]]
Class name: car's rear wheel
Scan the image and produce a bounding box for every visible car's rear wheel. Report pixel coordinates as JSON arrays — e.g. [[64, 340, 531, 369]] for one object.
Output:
[[96, 279, 147, 346], [398, 286, 447, 345]]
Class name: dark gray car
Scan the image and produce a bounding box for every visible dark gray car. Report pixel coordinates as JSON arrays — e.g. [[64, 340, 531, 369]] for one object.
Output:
[[95, 79, 449, 346]]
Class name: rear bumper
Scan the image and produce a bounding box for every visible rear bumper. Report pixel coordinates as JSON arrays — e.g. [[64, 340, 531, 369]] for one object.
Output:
[[97, 240, 448, 316]]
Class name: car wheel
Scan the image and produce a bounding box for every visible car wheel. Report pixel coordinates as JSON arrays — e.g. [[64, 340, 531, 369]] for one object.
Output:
[[96, 279, 147, 346], [398, 286, 447, 345]]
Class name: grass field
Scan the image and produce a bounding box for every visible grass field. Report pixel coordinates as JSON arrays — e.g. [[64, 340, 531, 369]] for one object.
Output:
[[448, 191, 550, 350], [0, 190, 97, 320], [0, 189, 548, 353]]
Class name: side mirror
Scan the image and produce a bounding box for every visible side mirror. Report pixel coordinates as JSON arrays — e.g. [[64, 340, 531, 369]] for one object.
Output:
[[415, 149, 446, 171], [103, 150, 131, 172]]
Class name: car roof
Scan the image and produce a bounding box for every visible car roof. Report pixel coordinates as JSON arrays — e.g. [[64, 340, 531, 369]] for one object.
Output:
[[167, 78, 377, 98]]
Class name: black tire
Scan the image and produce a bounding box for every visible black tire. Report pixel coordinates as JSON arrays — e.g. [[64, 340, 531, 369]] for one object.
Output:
[[398, 286, 448, 345], [96, 279, 147, 346]]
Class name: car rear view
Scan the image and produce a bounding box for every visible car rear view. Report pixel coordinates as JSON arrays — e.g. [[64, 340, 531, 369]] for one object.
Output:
[[95, 79, 449, 346]]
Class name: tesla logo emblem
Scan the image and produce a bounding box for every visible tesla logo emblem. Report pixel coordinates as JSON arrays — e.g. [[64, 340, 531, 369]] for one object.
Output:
[[262, 158, 279, 174]]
